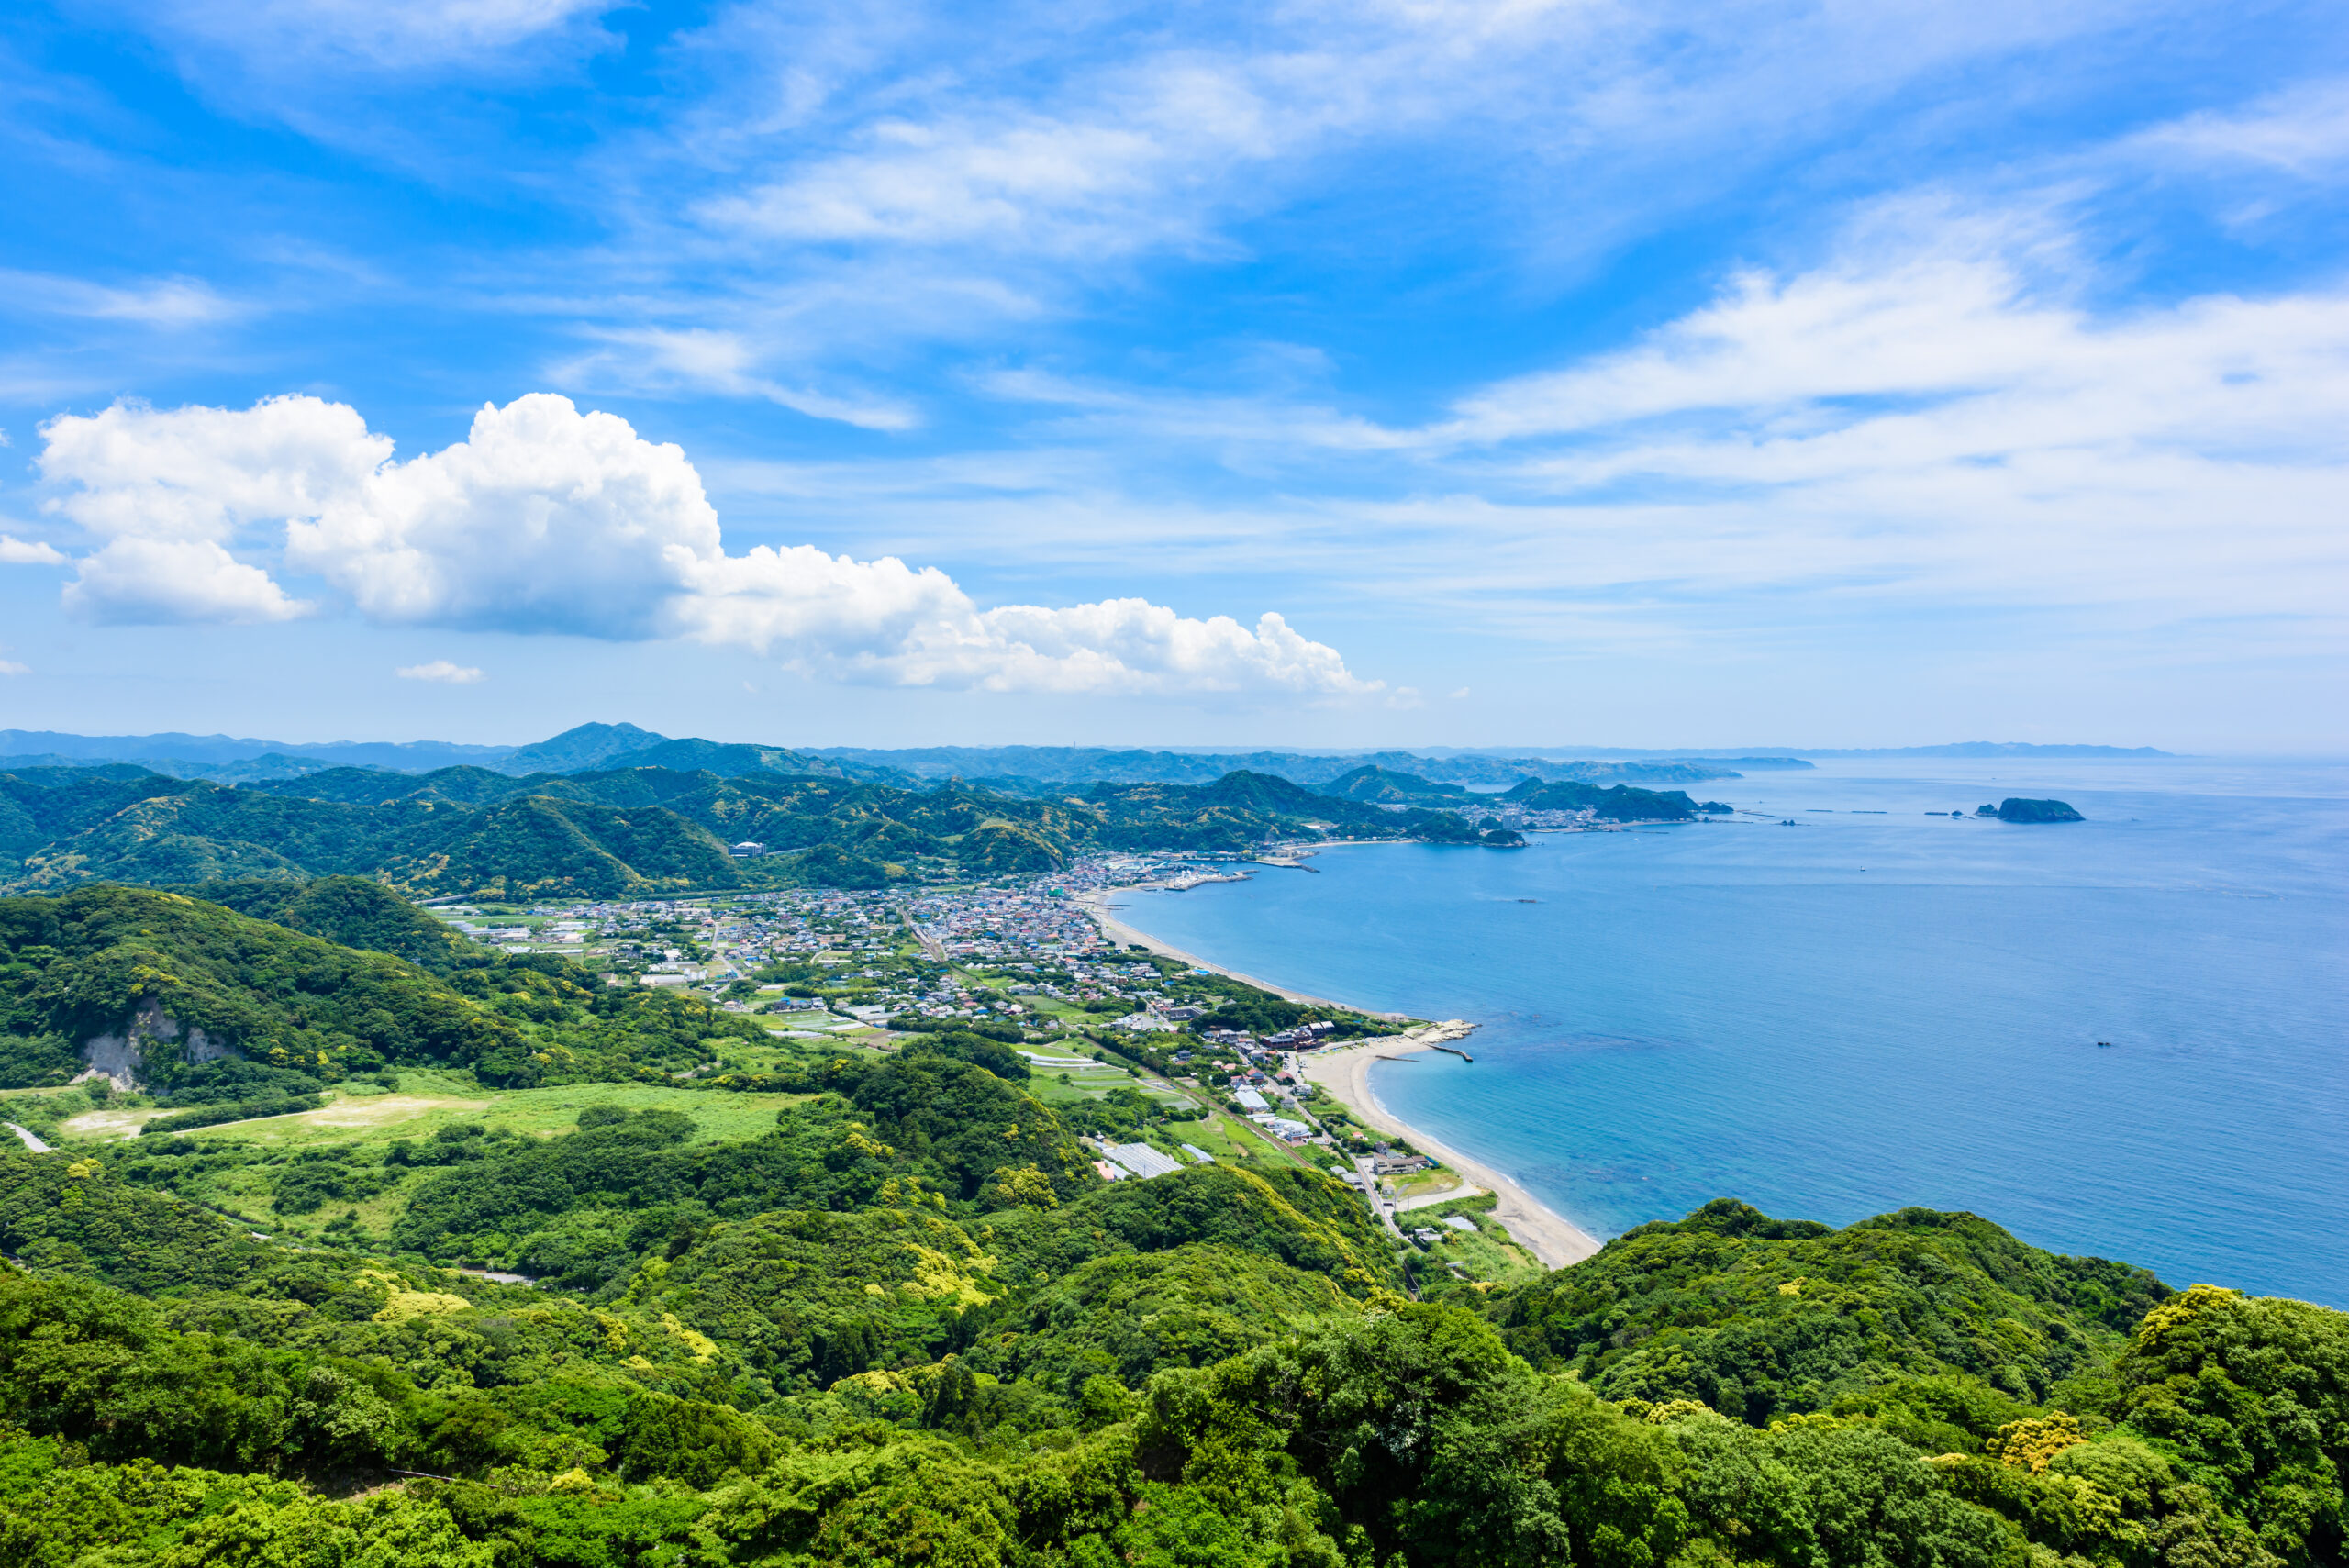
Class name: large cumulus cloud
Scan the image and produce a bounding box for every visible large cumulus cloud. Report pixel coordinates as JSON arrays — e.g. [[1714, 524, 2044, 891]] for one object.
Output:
[[24, 392, 1374, 695]]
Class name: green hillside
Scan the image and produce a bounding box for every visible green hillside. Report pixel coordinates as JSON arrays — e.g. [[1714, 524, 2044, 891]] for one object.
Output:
[[595, 737, 862, 780], [0, 884, 766, 1095], [1503, 774, 1701, 820], [1, 1071, 2341, 1567], [167, 874, 471, 969], [1319, 764, 1473, 803], [3, 761, 1522, 898], [493, 719, 666, 773], [1488, 1198, 2168, 1418]]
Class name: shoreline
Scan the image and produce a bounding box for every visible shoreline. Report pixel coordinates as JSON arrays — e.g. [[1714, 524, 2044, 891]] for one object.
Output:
[[1077, 889, 1386, 1014], [1080, 875, 1603, 1273], [1301, 1030, 1602, 1271]]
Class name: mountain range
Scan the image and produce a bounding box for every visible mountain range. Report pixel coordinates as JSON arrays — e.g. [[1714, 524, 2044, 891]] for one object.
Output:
[[0, 758, 1587, 899]]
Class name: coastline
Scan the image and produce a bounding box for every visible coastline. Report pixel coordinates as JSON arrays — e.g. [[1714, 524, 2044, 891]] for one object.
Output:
[[1078, 889, 1382, 1013], [1080, 878, 1603, 1273], [1302, 1030, 1602, 1270]]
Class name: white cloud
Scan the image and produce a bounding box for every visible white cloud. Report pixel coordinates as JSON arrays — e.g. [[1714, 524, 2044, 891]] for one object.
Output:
[[61, 538, 313, 625], [0, 661, 27, 676], [551, 328, 919, 430], [0, 270, 243, 329], [284, 394, 722, 637], [2125, 78, 2349, 176], [42, 395, 390, 543], [697, 94, 1239, 257], [139, 0, 607, 69], [1326, 209, 2349, 625], [396, 660, 486, 684], [33, 392, 1375, 695], [0, 535, 68, 565], [38, 395, 381, 623], [681, 544, 1368, 691]]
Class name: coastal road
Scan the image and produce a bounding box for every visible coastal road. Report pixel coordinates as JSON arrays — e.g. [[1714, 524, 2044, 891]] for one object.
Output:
[[1355, 1153, 1404, 1240]]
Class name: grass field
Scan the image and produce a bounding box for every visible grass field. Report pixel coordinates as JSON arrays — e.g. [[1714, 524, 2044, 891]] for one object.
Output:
[[53, 1071, 811, 1153], [52, 1073, 818, 1247], [1389, 1167, 1472, 1202], [1405, 1194, 1546, 1284], [1170, 1111, 1317, 1172], [1024, 1053, 1148, 1103]]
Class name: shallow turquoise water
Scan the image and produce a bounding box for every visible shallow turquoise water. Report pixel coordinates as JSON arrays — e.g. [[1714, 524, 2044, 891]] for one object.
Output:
[[1110, 759, 2349, 1304]]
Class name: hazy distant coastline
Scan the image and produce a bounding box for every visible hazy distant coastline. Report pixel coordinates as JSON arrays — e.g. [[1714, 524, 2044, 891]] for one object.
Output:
[[0, 723, 2174, 788]]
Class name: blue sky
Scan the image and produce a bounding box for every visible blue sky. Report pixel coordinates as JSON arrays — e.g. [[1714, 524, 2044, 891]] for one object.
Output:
[[0, 0, 2343, 751]]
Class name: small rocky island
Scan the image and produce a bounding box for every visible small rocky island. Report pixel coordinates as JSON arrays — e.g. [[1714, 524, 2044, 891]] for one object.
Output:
[[1979, 797, 2086, 822]]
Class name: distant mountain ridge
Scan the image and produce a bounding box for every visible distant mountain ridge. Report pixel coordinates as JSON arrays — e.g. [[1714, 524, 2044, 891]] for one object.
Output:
[[0, 758, 1529, 898], [799, 745, 1744, 789], [0, 728, 514, 773], [1788, 742, 2173, 758], [0, 726, 2173, 791]]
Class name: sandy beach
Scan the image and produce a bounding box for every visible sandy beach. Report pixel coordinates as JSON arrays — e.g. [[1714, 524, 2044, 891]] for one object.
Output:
[[1302, 1029, 1603, 1270], [1078, 890, 1382, 1013], [1082, 883, 1602, 1271]]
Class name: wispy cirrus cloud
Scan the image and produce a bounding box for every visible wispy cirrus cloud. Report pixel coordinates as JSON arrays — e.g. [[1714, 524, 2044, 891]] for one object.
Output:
[[0, 270, 244, 329], [112, 0, 614, 71], [547, 0, 2208, 390], [2121, 76, 2349, 176], [547, 327, 919, 430], [728, 193, 2349, 650]]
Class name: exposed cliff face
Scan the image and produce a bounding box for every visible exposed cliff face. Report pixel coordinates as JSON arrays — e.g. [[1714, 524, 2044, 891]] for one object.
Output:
[[75, 999, 236, 1091]]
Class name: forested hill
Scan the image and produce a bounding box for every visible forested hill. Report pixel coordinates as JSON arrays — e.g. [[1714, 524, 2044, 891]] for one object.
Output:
[[0, 883, 773, 1095], [0, 762, 1525, 898], [1502, 774, 1706, 820], [0, 1073, 2342, 1562]]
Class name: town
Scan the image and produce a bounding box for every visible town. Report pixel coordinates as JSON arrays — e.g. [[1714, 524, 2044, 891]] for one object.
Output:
[[426, 856, 1500, 1267]]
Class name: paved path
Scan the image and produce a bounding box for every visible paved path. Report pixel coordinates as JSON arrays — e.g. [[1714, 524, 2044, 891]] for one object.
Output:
[[5, 1122, 51, 1153]]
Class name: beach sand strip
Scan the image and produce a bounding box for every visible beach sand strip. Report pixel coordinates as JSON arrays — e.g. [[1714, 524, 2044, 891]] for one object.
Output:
[[1304, 1028, 1602, 1271], [1080, 885, 1601, 1271], [1078, 891, 1375, 1012]]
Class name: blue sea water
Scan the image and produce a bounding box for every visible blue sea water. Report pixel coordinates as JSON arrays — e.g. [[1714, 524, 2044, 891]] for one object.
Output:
[[1109, 758, 2349, 1306]]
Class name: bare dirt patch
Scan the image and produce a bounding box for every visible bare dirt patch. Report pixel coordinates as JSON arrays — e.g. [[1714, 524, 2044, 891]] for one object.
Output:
[[297, 1094, 484, 1131], [60, 1107, 171, 1141]]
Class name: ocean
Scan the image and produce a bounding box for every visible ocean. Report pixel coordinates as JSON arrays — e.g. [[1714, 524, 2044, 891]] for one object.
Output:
[[1108, 758, 2349, 1305]]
